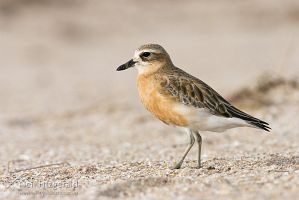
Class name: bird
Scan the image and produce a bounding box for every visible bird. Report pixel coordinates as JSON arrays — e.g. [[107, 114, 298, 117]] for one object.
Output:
[[116, 43, 271, 169]]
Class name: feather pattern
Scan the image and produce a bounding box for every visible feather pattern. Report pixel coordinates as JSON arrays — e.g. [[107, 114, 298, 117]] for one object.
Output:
[[158, 66, 271, 131]]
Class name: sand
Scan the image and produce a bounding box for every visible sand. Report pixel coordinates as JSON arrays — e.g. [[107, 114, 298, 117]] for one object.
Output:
[[0, 0, 299, 199]]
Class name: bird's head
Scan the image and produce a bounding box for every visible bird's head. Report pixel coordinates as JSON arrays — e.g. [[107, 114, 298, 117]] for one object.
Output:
[[117, 44, 173, 75]]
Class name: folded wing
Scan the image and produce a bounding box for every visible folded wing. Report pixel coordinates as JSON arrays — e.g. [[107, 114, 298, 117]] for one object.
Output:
[[160, 67, 271, 131]]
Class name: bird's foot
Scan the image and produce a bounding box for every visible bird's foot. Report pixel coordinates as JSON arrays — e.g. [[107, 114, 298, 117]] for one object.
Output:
[[196, 161, 202, 169], [195, 164, 202, 169], [171, 162, 183, 169]]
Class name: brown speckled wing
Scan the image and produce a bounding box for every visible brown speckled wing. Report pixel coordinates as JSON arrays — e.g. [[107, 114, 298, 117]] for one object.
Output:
[[160, 71, 231, 118], [159, 66, 271, 131]]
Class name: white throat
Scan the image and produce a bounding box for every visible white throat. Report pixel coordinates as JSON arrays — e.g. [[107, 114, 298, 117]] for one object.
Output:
[[136, 64, 151, 75]]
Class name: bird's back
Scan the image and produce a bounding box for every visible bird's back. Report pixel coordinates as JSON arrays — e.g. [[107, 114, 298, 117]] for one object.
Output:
[[157, 66, 270, 132]]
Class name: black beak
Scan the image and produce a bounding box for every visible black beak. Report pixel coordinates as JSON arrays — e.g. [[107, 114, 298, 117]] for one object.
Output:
[[116, 59, 136, 71]]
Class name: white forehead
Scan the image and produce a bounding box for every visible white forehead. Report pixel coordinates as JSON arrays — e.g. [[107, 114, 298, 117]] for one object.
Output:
[[133, 49, 141, 58]]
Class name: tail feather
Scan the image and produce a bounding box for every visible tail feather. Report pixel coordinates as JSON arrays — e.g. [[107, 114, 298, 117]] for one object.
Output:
[[226, 105, 271, 132], [248, 121, 271, 132]]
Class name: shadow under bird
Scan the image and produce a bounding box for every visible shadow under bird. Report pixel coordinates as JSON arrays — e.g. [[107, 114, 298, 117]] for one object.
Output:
[[117, 44, 271, 169]]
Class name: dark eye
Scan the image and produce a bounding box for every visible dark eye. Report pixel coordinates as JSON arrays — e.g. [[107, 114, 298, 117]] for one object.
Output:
[[141, 52, 151, 57]]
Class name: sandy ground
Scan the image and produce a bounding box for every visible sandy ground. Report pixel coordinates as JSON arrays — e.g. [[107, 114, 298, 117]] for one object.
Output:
[[0, 0, 299, 199]]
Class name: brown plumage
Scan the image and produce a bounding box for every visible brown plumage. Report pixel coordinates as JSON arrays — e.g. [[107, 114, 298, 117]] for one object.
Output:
[[117, 43, 271, 169], [158, 66, 271, 131], [137, 71, 189, 126]]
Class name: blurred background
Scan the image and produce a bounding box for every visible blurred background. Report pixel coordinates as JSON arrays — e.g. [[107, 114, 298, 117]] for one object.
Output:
[[0, 0, 298, 116], [0, 0, 299, 199]]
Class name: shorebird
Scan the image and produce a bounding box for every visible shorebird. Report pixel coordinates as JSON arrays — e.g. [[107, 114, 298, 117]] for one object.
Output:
[[117, 44, 270, 169]]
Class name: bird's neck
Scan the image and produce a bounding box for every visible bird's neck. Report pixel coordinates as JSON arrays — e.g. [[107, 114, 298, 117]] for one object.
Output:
[[136, 64, 161, 76], [136, 62, 172, 77]]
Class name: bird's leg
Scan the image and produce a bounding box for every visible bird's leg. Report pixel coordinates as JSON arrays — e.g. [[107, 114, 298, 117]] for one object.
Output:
[[193, 131, 202, 168], [172, 129, 195, 169]]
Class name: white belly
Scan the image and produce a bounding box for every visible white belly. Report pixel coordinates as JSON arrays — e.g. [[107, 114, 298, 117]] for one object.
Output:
[[173, 103, 252, 132]]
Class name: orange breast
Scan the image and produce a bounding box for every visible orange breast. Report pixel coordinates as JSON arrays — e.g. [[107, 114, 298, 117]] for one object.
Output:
[[137, 75, 189, 127]]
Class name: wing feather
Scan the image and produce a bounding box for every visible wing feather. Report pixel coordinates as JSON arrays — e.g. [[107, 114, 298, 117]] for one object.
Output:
[[159, 66, 271, 131]]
